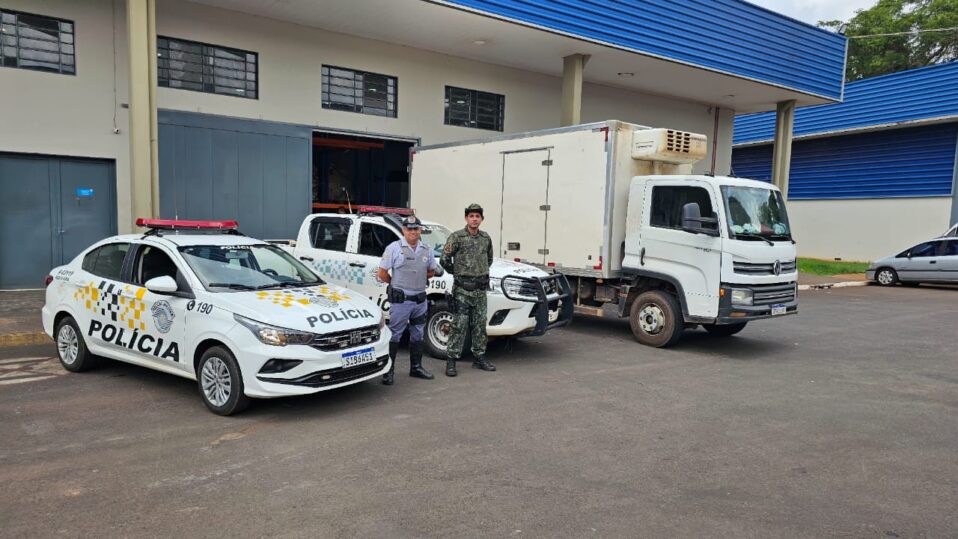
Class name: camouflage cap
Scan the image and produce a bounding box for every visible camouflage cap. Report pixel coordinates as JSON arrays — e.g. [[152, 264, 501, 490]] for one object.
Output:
[[464, 203, 484, 217]]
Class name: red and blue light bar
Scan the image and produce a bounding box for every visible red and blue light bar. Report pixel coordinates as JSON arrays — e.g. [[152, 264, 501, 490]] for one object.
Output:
[[135, 218, 239, 230], [357, 206, 415, 216]]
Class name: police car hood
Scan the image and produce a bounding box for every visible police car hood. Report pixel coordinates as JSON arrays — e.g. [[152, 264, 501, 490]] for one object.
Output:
[[489, 258, 551, 280], [221, 283, 381, 333]]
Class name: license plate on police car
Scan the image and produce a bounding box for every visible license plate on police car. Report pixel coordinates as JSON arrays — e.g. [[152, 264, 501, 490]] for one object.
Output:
[[771, 304, 787, 316], [342, 347, 376, 368]]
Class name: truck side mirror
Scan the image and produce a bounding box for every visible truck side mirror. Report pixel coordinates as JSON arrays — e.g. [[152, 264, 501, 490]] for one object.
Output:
[[681, 202, 719, 236]]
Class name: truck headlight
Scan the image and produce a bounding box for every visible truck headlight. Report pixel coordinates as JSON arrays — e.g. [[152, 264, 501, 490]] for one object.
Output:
[[729, 289, 753, 306], [488, 277, 503, 295], [234, 314, 314, 346]]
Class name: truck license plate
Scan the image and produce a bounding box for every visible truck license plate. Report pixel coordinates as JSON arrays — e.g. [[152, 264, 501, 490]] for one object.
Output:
[[771, 304, 787, 316], [342, 347, 376, 368]]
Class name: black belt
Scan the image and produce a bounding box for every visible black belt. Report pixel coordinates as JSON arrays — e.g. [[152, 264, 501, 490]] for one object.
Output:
[[454, 275, 489, 292], [387, 285, 426, 304]]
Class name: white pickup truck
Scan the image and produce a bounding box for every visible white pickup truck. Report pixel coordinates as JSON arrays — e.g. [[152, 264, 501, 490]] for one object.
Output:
[[276, 208, 572, 358]]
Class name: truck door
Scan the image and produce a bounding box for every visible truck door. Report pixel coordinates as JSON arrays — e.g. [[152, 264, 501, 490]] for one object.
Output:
[[501, 149, 551, 264], [640, 181, 723, 318], [297, 216, 353, 288], [350, 221, 400, 312]]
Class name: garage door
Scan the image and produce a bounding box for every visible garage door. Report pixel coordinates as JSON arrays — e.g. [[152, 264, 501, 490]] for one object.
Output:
[[0, 154, 116, 289]]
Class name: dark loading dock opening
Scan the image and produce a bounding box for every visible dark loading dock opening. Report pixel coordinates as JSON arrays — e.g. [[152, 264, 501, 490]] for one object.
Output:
[[312, 132, 414, 211]]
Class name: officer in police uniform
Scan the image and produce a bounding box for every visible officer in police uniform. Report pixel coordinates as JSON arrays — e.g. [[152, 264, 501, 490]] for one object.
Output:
[[440, 203, 496, 377], [377, 215, 442, 385]]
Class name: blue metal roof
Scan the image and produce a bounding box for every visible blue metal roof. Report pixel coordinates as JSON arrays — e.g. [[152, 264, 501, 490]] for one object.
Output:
[[735, 62, 958, 145], [731, 123, 958, 199], [437, 0, 847, 100]]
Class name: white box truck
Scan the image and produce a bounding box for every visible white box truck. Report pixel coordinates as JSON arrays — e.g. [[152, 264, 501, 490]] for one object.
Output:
[[410, 121, 798, 347]]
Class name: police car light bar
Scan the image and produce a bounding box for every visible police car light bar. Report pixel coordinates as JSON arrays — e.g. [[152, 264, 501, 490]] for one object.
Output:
[[357, 206, 415, 216], [135, 218, 240, 230]]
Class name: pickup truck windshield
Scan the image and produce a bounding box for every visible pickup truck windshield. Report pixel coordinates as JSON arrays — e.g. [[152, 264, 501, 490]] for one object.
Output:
[[179, 244, 324, 291], [420, 224, 453, 255], [721, 186, 791, 240]]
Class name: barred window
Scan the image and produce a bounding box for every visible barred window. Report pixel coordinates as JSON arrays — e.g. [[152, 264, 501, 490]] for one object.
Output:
[[0, 9, 75, 75], [322, 65, 397, 118], [158, 36, 257, 99], [444, 86, 504, 131]]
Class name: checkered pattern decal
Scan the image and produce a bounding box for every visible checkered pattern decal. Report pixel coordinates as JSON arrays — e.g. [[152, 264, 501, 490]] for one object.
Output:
[[312, 259, 369, 285], [254, 286, 352, 308], [75, 280, 149, 331]]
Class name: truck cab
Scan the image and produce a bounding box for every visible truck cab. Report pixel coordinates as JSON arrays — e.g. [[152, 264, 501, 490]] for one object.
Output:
[[284, 207, 572, 357]]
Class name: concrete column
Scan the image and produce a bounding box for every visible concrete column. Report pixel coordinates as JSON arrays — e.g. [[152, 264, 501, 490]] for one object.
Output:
[[126, 0, 159, 225], [771, 100, 796, 199], [561, 54, 590, 126]]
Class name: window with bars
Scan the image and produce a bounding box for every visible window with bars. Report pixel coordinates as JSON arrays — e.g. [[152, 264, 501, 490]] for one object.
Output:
[[158, 36, 257, 99], [444, 86, 505, 131], [0, 9, 75, 75], [322, 65, 397, 118]]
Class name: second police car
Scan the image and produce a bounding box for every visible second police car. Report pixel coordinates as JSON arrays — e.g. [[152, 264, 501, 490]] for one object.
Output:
[[41, 219, 390, 415]]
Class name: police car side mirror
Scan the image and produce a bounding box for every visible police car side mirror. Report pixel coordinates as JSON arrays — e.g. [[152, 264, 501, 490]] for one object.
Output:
[[145, 275, 178, 295]]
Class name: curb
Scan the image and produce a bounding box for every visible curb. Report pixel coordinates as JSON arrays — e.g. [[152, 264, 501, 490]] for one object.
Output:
[[0, 332, 51, 348], [798, 281, 871, 291]]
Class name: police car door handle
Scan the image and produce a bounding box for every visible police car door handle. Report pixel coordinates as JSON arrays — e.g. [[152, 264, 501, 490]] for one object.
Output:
[[299, 256, 314, 262], [349, 261, 367, 268]]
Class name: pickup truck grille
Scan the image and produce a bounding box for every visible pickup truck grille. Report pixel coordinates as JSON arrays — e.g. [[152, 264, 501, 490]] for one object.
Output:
[[750, 283, 797, 305], [310, 325, 381, 352], [733, 260, 797, 276], [515, 278, 558, 298]]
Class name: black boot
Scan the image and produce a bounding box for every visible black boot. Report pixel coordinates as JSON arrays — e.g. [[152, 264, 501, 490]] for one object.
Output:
[[383, 341, 398, 385], [408, 341, 434, 380], [472, 356, 496, 372], [445, 355, 458, 377]]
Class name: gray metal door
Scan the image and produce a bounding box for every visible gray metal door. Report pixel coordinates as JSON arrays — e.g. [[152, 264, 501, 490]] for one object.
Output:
[[0, 154, 116, 289]]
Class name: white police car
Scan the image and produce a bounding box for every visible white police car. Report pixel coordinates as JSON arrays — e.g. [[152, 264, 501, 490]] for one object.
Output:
[[42, 219, 390, 415]]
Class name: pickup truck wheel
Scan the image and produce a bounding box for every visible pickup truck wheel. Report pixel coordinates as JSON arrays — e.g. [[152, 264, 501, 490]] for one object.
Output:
[[197, 346, 250, 416], [424, 299, 469, 359], [629, 290, 683, 348], [55, 316, 97, 372], [703, 322, 747, 337]]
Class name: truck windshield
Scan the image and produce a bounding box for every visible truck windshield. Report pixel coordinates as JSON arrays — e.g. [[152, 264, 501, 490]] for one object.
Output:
[[420, 224, 453, 255], [720, 186, 791, 241], [179, 244, 324, 291]]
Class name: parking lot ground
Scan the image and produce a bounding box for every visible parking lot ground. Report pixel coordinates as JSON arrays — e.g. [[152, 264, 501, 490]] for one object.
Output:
[[1, 286, 956, 538]]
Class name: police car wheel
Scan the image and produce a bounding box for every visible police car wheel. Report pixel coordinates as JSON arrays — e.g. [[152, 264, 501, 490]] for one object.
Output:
[[55, 316, 97, 372], [424, 299, 466, 359], [629, 290, 684, 348], [197, 346, 250, 416]]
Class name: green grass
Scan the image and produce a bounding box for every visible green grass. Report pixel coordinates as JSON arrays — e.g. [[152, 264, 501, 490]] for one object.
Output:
[[797, 257, 870, 276]]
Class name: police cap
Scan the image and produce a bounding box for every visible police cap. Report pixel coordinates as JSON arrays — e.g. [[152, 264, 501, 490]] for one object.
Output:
[[401, 215, 422, 229], [464, 203, 484, 217]]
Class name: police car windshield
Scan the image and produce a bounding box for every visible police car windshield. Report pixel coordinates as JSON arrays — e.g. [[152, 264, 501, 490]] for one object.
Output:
[[178, 244, 324, 291], [419, 224, 452, 255]]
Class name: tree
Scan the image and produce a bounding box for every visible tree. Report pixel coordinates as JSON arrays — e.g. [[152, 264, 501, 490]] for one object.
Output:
[[819, 0, 958, 80]]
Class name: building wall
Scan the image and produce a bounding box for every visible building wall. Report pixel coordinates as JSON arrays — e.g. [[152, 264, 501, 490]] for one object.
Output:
[[1, 0, 735, 234], [788, 198, 953, 261]]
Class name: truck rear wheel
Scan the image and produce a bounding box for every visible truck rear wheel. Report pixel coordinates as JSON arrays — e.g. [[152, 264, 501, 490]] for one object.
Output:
[[703, 322, 747, 337], [629, 290, 684, 348]]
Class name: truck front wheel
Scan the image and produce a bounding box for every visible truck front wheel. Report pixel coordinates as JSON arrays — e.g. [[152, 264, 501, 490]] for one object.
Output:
[[629, 290, 684, 348]]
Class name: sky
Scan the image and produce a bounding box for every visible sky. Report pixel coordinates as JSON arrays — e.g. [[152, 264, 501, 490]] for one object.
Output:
[[748, 0, 877, 26]]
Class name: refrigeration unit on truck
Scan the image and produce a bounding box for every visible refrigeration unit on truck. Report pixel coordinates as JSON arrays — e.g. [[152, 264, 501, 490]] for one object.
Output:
[[409, 120, 797, 347]]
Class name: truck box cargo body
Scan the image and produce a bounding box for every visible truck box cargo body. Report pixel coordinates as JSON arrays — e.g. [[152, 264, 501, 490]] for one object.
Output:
[[411, 121, 798, 347]]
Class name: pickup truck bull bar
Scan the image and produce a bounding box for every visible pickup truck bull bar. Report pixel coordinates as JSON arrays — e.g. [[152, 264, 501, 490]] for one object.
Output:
[[501, 273, 574, 336]]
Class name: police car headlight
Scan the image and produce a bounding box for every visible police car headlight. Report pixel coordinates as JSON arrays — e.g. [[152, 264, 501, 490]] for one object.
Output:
[[729, 289, 753, 306], [234, 314, 314, 347], [378, 313, 386, 330], [488, 277, 503, 295]]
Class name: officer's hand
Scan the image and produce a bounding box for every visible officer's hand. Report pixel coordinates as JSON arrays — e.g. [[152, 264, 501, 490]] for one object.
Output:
[[433, 265, 444, 277]]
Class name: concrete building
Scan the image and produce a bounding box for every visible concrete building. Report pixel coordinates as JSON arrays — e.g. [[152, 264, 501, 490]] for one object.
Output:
[[0, 0, 846, 289], [733, 62, 958, 261]]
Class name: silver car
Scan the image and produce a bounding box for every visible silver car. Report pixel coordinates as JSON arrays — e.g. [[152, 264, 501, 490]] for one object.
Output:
[[867, 237, 958, 286]]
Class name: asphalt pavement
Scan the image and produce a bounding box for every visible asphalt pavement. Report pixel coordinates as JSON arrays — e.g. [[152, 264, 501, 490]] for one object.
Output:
[[1, 286, 956, 538]]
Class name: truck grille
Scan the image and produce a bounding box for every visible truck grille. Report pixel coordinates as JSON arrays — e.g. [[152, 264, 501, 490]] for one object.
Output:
[[515, 279, 558, 298], [750, 283, 797, 305], [310, 325, 381, 352], [733, 259, 797, 276]]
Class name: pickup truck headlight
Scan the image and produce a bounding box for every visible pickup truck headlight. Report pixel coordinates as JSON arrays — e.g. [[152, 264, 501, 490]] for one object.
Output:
[[729, 289, 753, 306], [488, 277, 503, 295], [234, 314, 314, 346]]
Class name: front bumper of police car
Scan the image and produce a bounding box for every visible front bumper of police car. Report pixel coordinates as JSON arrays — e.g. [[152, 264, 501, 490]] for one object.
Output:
[[227, 313, 392, 398]]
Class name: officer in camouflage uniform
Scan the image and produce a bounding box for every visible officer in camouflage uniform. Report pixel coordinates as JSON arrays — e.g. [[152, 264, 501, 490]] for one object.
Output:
[[440, 203, 496, 376]]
